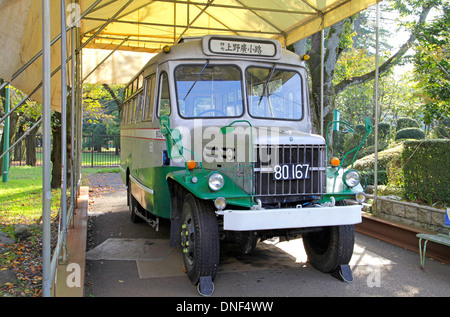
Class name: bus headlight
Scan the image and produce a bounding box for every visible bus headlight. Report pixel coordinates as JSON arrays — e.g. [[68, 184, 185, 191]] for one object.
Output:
[[208, 173, 224, 191], [343, 170, 360, 188], [214, 197, 227, 210], [355, 192, 366, 204]]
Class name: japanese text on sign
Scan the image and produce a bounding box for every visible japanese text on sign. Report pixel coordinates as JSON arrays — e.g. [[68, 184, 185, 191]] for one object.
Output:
[[209, 39, 276, 57]]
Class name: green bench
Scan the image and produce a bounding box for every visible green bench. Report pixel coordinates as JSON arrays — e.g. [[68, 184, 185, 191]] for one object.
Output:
[[416, 209, 450, 268]]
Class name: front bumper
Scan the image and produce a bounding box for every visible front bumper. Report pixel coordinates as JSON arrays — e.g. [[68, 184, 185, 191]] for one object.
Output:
[[216, 204, 362, 231]]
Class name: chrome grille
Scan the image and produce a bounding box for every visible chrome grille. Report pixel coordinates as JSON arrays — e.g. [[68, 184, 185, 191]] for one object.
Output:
[[254, 144, 326, 203]]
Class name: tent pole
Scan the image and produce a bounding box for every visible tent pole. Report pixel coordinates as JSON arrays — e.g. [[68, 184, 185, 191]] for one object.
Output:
[[76, 23, 83, 197], [41, 0, 52, 298], [61, 0, 69, 263], [373, 2, 380, 210], [71, 2, 77, 216], [2, 83, 10, 183], [320, 28, 324, 137]]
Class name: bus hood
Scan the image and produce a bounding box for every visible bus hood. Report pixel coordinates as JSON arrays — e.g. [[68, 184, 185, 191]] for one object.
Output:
[[252, 126, 325, 146]]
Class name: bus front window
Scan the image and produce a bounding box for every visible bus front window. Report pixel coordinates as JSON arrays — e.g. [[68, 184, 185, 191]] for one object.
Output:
[[246, 67, 303, 120], [175, 65, 243, 118]]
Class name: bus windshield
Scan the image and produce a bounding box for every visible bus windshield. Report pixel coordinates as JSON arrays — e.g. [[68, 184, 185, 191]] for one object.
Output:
[[175, 65, 244, 118], [246, 67, 303, 120]]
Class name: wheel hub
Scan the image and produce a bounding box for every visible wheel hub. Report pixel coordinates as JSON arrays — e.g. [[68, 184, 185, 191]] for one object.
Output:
[[181, 217, 195, 265]]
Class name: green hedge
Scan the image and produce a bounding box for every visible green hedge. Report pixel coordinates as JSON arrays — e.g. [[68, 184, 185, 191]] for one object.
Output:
[[402, 139, 450, 204], [353, 142, 403, 186], [395, 127, 425, 140], [362, 169, 388, 186], [396, 117, 419, 131]]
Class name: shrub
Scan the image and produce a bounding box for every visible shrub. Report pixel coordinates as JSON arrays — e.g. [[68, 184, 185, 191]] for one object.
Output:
[[401, 139, 450, 204], [435, 117, 450, 139], [361, 169, 388, 186], [396, 117, 419, 131], [354, 139, 450, 204], [354, 124, 366, 135], [353, 142, 403, 171], [378, 122, 391, 140], [355, 142, 389, 160], [353, 143, 404, 186], [395, 127, 425, 140]]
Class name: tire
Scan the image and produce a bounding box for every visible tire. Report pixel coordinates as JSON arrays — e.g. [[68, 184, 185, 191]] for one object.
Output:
[[181, 194, 220, 285], [302, 224, 355, 273], [128, 177, 142, 223]]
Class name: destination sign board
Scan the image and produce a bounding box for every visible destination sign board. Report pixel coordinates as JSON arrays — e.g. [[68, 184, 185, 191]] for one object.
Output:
[[203, 35, 281, 59]]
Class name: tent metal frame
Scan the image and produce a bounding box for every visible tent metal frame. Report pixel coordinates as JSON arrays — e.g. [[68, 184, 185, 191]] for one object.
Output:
[[0, 0, 381, 297]]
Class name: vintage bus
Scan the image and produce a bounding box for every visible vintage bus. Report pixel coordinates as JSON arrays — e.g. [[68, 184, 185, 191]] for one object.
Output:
[[120, 35, 371, 295]]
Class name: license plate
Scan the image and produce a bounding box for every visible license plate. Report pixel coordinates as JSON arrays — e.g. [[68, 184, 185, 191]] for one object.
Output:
[[273, 164, 310, 180]]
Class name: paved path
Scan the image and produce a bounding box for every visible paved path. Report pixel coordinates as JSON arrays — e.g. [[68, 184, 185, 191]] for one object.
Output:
[[84, 173, 450, 297]]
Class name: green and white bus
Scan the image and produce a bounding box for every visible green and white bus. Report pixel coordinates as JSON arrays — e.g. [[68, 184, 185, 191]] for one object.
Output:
[[120, 35, 371, 295]]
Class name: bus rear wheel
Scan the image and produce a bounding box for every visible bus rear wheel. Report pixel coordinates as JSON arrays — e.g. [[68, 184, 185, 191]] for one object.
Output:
[[181, 194, 220, 285], [302, 224, 355, 273], [128, 177, 142, 223]]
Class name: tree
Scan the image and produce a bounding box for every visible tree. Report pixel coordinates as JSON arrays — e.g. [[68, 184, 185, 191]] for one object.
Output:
[[292, 0, 435, 133], [411, 3, 450, 126], [0, 82, 41, 168], [83, 83, 124, 134]]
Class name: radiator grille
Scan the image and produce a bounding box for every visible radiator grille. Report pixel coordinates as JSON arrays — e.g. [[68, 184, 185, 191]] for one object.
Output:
[[254, 144, 326, 203]]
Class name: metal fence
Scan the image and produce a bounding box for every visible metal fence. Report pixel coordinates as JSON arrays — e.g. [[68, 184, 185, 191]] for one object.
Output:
[[81, 134, 120, 167], [10, 133, 120, 168]]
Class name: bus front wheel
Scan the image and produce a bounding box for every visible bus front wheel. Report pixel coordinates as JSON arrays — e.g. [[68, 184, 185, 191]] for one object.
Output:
[[302, 224, 355, 273], [181, 194, 220, 285]]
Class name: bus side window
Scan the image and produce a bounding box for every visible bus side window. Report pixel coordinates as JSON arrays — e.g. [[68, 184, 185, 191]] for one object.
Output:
[[135, 95, 142, 123], [129, 99, 136, 124], [122, 101, 127, 125], [158, 72, 171, 117], [144, 74, 155, 121], [138, 74, 144, 89]]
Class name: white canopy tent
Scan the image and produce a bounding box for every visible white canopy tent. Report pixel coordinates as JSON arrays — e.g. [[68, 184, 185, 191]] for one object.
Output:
[[0, 0, 381, 297], [0, 0, 380, 111]]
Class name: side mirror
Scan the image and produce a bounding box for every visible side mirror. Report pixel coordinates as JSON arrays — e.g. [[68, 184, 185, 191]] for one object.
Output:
[[159, 115, 183, 159], [159, 115, 170, 135], [365, 117, 373, 133]]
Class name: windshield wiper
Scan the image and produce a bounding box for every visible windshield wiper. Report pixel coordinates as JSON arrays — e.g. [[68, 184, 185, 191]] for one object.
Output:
[[183, 61, 209, 101], [258, 64, 276, 106]]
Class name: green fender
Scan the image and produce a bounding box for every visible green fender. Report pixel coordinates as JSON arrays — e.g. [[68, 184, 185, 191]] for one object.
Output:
[[319, 167, 364, 203], [166, 168, 254, 208]]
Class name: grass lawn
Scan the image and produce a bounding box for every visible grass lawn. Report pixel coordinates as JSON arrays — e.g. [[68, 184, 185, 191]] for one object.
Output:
[[0, 166, 61, 296], [0, 166, 118, 297]]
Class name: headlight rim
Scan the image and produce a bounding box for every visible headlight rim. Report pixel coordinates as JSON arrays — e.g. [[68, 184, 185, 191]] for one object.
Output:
[[343, 169, 360, 188], [208, 172, 225, 192]]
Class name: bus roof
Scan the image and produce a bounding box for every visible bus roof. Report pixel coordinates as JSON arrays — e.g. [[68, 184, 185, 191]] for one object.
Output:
[[128, 35, 305, 85]]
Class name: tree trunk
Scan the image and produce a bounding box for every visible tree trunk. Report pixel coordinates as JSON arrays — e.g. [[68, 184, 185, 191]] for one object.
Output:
[[300, 20, 347, 135], [25, 132, 37, 166], [51, 111, 62, 189]]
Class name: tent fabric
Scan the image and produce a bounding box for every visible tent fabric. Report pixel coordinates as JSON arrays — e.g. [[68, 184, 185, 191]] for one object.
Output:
[[0, 0, 379, 112]]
